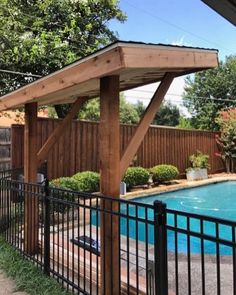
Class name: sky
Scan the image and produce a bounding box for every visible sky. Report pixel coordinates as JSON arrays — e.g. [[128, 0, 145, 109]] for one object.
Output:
[[108, 0, 236, 114]]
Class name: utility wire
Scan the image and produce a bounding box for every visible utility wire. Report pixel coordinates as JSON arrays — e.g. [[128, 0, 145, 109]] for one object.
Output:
[[123, 0, 232, 53], [125, 89, 236, 103], [0, 69, 42, 78]]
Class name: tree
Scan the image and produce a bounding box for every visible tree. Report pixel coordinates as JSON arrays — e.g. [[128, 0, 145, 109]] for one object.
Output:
[[119, 97, 140, 124], [177, 116, 193, 129], [183, 55, 236, 131], [48, 96, 141, 124], [0, 0, 126, 116], [134, 100, 145, 118], [215, 112, 236, 172], [152, 102, 180, 126]]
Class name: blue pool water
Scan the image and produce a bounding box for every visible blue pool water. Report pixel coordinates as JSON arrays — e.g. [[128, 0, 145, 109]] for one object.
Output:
[[133, 181, 236, 255], [92, 181, 236, 255]]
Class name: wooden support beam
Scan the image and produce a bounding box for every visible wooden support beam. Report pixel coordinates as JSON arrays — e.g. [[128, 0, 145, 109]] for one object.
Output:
[[37, 97, 87, 164], [24, 102, 38, 254], [120, 72, 176, 178], [99, 76, 120, 295]]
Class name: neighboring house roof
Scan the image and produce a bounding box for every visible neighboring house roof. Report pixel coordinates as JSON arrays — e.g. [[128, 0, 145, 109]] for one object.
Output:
[[0, 40, 218, 111], [202, 0, 236, 26], [0, 109, 48, 126], [220, 109, 236, 120]]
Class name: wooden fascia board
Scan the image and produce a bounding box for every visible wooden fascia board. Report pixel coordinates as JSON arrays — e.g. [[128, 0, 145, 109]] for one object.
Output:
[[120, 46, 219, 69], [0, 46, 124, 111], [37, 97, 88, 163]]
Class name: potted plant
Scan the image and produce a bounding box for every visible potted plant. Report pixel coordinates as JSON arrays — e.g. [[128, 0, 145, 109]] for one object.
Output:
[[186, 151, 210, 181]]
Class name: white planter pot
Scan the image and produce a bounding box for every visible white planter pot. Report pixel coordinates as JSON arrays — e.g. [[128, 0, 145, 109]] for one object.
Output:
[[186, 168, 208, 181]]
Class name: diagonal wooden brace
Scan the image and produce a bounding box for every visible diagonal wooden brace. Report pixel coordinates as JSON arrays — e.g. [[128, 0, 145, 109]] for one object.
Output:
[[37, 97, 88, 164], [120, 72, 176, 178]]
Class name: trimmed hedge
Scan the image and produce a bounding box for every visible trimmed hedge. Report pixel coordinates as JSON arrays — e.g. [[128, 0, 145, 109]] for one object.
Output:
[[151, 164, 179, 183], [50, 177, 79, 191], [123, 167, 150, 190], [72, 171, 100, 192]]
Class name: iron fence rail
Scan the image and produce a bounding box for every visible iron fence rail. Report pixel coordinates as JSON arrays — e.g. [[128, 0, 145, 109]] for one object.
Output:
[[0, 171, 156, 295], [1, 169, 236, 295]]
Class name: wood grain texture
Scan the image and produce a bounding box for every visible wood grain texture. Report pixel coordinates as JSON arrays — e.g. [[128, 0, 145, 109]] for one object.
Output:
[[99, 76, 120, 295], [120, 73, 175, 178], [24, 103, 39, 254], [11, 119, 224, 179], [0, 42, 218, 110], [37, 97, 88, 163]]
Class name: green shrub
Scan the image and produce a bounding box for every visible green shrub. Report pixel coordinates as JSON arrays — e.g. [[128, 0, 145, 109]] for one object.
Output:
[[72, 171, 100, 192], [50, 177, 79, 191], [49, 177, 78, 213], [151, 164, 179, 183], [189, 150, 210, 169], [123, 167, 150, 190]]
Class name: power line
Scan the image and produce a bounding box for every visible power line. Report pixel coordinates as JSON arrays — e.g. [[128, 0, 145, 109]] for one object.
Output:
[[124, 93, 236, 104], [0, 4, 64, 29], [0, 69, 42, 78], [125, 88, 236, 103], [123, 0, 232, 53]]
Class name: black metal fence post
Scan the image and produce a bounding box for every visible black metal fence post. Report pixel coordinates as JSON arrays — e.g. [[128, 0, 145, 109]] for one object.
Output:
[[154, 200, 168, 295], [44, 179, 50, 276]]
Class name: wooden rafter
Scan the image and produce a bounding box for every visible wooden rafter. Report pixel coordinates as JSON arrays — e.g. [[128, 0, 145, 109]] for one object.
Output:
[[120, 72, 176, 178], [37, 97, 88, 164], [0, 42, 218, 111]]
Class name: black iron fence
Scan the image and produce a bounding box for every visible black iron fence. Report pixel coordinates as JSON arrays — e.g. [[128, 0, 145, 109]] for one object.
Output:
[[1, 169, 236, 295], [0, 170, 157, 295]]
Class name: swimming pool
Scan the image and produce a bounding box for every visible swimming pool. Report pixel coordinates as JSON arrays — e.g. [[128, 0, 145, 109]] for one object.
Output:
[[92, 181, 236, 255], [133, 181, 236, 255]]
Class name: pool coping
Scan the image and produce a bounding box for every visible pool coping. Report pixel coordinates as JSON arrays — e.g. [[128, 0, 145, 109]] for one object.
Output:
[[122, 173, 236, 200]]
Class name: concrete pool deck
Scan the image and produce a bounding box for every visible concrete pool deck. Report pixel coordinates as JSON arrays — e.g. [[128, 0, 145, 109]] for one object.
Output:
[[122, 173, 236, 200]]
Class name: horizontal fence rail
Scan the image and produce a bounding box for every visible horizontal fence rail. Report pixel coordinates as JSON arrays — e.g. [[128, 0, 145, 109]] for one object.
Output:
[[0, 170, 156, 295], [11, 119, 224, 180], [1, 169, 236, 294], [166, 208, 236, 295]]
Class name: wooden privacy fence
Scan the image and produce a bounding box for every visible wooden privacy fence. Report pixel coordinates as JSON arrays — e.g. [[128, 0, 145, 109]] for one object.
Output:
[[11, 118, 224, 180], [0, 127, 11, 170]]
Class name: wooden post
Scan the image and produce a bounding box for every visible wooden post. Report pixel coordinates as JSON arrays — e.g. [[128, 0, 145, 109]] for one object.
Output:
[[24, 102, 38, 254], [99, 76, 120, 295]]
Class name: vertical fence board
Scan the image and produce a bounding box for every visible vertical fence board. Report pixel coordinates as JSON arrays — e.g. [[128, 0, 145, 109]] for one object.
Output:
[[11, 119, 224, 179]]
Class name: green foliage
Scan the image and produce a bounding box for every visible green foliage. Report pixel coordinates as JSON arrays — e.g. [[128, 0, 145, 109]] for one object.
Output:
[[78, 98, 100, 121], [152, 102, 180, 126], [72, 171, 100, 192], [50, 177, 79, 191], [0, 0, 126, 117], [50, 177, 77, 213], [0, 238, 70, 295], [151, 164, 179, 183], [183, 56, 236, 131], [215, 112, 236, 172], [188, 151, 210, 170], [48, 96, 142, 124], [123, 167, 150, 190], [177, 116, 193, 129], [120, 96, 140, 124], [134, 100, 145, 118]]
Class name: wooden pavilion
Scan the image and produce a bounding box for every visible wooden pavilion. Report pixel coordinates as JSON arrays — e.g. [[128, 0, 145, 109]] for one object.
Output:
[[0, 41, 218, 295]]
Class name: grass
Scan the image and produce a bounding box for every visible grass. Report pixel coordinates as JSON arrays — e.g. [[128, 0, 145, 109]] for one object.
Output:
[[0, 238, 70, 295]]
